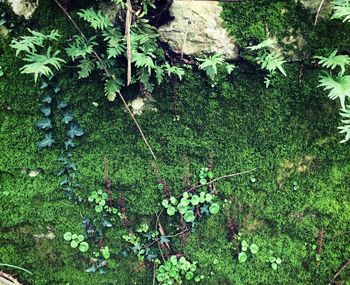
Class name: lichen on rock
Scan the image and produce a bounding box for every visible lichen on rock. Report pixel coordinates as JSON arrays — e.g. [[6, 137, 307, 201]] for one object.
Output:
[[7, 0, 38, 19]]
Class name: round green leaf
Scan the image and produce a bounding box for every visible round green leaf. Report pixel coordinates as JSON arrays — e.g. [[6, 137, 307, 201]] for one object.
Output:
[[250, 243, 259, 254], [162, 199, 169, 208], [205, 193, 213, 202], [183, 192, 189, 199], [70, 240, 78, 248], [271, 263, 278, 270], [63, 232, 72, 241], [184, 210, 195, 223], [77, 235, 84, 242], [209, 203, 220, 214], [97, 190, 103, 195], [186, 271, 194, 280], [95, 205, 103, 213], [200, 178, 207, 185], [191, 195, 200, 205], [79, 241, 89, 252], [170, 196, 178, 205], [238, 252, 248, 263], [71, 234, 77, 240], [167, 206, 176, 216], [101, 192, 108, 199], [276, 258, 282, 264], [180, 197, 190, 207]]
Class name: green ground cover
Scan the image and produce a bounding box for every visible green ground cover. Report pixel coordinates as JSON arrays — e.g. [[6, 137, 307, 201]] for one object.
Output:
[[1, 0, 350, 284]]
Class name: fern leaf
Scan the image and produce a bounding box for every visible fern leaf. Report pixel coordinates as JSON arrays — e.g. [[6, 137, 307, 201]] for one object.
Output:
[[338, 106, 350, 143], [132, 51, 155, 74], [66, 36, 97, 61], [20, 47, 66, 82], [315, 50, 350, 76], [10, 29, 61, 56], [103, 29, 125, 59], [319, 73, 350, 109], [247, 38, 276, 51], [331, 0, 350, 22], [77, 59, 95, 79], [163, 63, 185, 81], [198, 53, 225, 81], [258, 53, 287, 77], [104, 78, 123, 101], [78, 8, 111, 30]]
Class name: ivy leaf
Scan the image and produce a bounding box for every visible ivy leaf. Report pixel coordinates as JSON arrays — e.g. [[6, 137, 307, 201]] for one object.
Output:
[[57, 101, 68, 109], [67, 123, 84, 138], [159, 236, 170, 244], [37, 133, 54, 148], [42, 95, 52, 103], [40, 81, 48, 89], [36, 118, 52, 130], [62, 111, 73, 124], [40, 105, 51, 116], [65, 139, 76, 150]]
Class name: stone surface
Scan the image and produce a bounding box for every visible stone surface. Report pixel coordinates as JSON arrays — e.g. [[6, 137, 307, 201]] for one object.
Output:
[[300, 0, 333, 19], [158, 0, 238, 60], [7, 0, 38, 19]]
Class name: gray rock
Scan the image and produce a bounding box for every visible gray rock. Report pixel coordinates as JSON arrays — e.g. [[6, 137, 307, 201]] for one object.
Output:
[[158, 0, 238, 60]]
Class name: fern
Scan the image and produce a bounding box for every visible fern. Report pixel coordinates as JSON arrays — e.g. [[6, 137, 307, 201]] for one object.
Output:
[[163, 63, 185, 81], [338, 106, 350, 142], [77, 59, 95, 79], [20, 47, 66, 82], [319, 73, 350, 109], [10, 29, 61, 56], [78, 8, 111, 30], [104, 78, 124, 101], [247, 38, 276, 51], [66, 36, 97, 60], [257, 53, 287, 77], [197, 53, 225, 81], [132, 51, 156, 74], [315, 50, 350, 76], [331, 0, 350, 22], [103, 29, 125, 59]]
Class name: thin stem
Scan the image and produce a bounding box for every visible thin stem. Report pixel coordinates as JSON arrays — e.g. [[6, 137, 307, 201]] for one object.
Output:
[[314, 0, 326, 25], [125, 0, 132, 86]]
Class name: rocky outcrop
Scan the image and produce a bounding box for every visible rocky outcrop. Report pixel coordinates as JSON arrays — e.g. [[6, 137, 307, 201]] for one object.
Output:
[[7, 0, 38, 19], [158, 0, 238, 60], [301, 0, 333, 19]]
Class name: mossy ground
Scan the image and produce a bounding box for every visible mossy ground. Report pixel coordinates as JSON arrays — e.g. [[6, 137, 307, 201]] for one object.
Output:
[[1, 1, 350, 284]]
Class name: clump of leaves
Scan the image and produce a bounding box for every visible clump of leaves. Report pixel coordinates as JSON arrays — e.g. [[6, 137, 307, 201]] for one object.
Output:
[[156, 256, 203, 284], [237, 239, 259, 263], [197, 53, 235, 83], [331, 0, 350, 22], [63, 232, 89, 252], [267, 254, 282, 270], [316, 49, 350, 142], [122, 224, 159, 261], [88, 190, 120, 215], [10, 29, 65, 82], [247, 38, 286, 88], [66, 6, 184, 101]]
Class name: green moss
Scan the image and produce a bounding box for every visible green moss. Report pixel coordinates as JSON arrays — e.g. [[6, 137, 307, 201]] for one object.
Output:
[[1, 0, 350, 284]]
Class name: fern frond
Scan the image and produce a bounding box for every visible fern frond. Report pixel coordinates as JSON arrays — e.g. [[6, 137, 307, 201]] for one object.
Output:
[[77, 59, 95, 79], [103, 29, 125, 59], [104, 78, 124, 101], [132, 51, 156, 74], [338, 106, 350, 143], [247, 38, 276, 51], [163, 63, 185, 81], [315, 50, 350, 76], [319, 73, 350, 109], [20, 47, 66, 82], [78, 8, 111, 30], [257, 53, 287, 77], [197, 53, 225, 81], [10, 29, 61, 56], [331, 0, 350, 22], [66, 36, 97, 61]]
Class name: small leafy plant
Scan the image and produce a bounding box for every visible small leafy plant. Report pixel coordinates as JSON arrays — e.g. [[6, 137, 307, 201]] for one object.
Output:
[[237, 239, 259, 263], [156, 255, 203, 284], [10, 29, 65, 82], [316, 49, 350, 142], [63, 232, 89, 252], [331, 0, 350, 22], [247, 38, 287, 88], [197, 53, 235, 82], [267, 254, 282, 270], [88, 190, 119, 215]]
